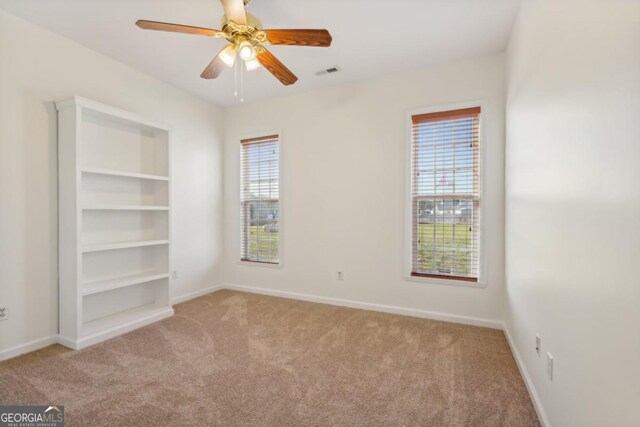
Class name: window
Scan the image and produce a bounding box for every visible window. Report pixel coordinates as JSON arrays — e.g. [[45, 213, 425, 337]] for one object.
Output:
[[410, 107, 481, 282], [240, 134, 280, 264]]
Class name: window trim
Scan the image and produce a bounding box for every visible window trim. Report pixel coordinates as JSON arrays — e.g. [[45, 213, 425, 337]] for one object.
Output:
[[238, 130, 284, 268], [404, 101, 488, 287]]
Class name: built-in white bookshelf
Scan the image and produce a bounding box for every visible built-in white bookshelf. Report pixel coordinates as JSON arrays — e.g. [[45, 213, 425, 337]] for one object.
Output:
[[56, 96, 173, 350]]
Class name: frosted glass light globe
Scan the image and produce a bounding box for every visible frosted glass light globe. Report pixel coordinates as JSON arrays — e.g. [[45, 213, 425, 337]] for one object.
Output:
[[238, 42, 255, 61]]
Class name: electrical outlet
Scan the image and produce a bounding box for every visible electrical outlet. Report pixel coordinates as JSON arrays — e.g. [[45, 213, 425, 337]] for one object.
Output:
[[535, 334, 541, 355], [547, 352, 554, 381], [0, 306, 8, 321], [171, 271, 178, 280], [337, 271, 343, 281]]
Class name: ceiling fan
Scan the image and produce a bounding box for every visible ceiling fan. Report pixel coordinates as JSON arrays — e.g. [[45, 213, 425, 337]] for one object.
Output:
[[136, 0, 332, 86]]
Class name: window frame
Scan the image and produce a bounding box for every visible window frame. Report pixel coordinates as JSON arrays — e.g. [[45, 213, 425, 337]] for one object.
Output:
[[404, 101, 488, 287], [238, 130, 284, 268]]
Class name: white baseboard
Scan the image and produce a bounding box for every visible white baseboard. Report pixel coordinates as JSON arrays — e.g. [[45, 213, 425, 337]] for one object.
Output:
[[56, 335, 77, 349], [0, 335, 59, 362], [223, 283, 503, 330], [503, 324, 550, 427], [172, 284, 224, 305]]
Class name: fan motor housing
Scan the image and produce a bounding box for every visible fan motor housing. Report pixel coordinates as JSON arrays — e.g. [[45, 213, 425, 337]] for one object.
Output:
[[221, 13, 266, 46], [221, 13, 262, 30]]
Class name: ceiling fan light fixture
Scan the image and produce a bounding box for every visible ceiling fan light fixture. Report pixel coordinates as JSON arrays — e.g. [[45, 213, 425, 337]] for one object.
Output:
[[238, 41, 256, 61], [136, 0, 332, 90], [245, 57, 262, 71], [219, 44, 237, 67]]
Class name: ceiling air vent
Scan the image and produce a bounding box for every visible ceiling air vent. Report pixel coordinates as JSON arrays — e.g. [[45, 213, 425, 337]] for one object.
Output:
[[315, 66, 341, 76]]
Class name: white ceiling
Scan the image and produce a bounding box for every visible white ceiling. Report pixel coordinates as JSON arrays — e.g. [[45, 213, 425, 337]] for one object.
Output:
[[0, 0, 520, 106]]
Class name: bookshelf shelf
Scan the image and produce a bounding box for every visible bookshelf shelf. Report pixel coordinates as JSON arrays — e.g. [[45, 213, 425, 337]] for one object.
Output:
[[82, 272, 170, 296], [82, 168, 169, 181], [82, 240, 169, 253], [82, 205, 169, 211]]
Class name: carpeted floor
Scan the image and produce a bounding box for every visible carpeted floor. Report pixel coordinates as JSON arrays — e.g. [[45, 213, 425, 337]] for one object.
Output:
[[0, 290, 539, 426]]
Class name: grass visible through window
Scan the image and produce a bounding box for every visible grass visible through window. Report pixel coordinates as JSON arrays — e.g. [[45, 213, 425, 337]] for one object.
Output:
[[247, 225, 279, 262], [416, 223, 473, 275]]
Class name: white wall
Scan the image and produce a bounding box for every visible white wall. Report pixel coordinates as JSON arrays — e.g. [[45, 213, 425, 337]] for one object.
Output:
[[505, 1, 640, 426], [223, 53, 506, 325], [0, 10, 224, 356]]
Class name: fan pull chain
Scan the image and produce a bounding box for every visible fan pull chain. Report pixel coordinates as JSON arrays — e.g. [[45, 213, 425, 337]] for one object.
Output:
[[240, 61, 244, 104], [234, 60, 238, 98]]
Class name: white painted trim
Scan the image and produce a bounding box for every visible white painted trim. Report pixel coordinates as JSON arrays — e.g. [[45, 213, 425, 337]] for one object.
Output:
[[403, 275, 485, 288], [236, 260, 283, 269], [223, 283, 502, 329], [503, 324, 550, 427], [404, 100, 489, 288], [56, 335, 77, 349], [172, 285, 225, 304], [0, 335, 58, 362]]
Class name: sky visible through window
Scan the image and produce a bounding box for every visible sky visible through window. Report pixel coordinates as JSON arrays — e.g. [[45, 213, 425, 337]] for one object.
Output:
[[414, 118, 475, 197], [244, 142, 279, 200]]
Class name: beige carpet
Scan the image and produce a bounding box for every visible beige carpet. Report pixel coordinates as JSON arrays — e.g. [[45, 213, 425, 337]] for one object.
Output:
[[0, 290, 539, 426]]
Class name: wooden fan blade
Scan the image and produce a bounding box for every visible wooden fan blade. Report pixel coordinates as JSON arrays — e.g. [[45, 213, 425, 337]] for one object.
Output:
[[257, 48, 298, 86], [220, 0, 247, 25], [201, 47, 230, 79], [264, 29, 332, 47], [136, 20, 225, 37]]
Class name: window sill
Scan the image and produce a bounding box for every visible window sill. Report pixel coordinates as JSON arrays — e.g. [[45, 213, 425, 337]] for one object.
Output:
[[404, 274, 486, 288], [237, 260, 283, 269]]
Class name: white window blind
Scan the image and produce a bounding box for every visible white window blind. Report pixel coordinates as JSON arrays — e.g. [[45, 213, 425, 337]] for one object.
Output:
[[240, 134, 280, 264], [411, 107, 481, 282]]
